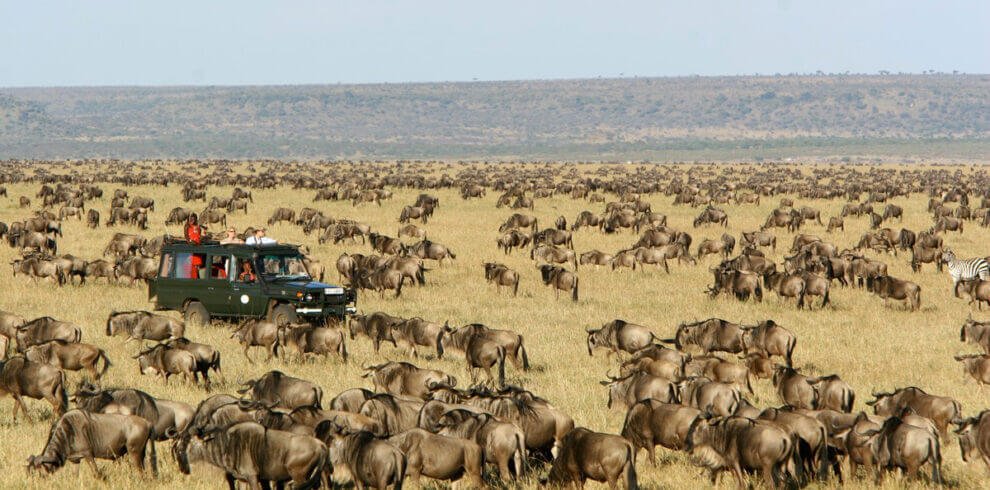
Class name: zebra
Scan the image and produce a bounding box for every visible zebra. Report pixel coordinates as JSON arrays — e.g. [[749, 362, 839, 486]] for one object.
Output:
[[942, 248, 990, 297]]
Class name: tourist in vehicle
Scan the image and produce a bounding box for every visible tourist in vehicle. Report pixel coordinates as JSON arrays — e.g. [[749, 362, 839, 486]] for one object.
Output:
[[238, 260, 256, 282], [245, 227, 277, 245], [220, 227, 244, 244]]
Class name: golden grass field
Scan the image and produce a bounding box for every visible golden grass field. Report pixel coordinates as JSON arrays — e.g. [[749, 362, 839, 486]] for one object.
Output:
[[0, 162, 988, 489]]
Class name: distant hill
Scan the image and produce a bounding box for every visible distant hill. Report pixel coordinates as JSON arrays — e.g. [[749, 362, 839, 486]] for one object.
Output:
[[1, 75, 988, 161]]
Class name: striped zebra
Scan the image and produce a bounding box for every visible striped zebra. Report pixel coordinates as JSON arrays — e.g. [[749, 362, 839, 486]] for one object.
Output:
[[942, 248, 990, 297]]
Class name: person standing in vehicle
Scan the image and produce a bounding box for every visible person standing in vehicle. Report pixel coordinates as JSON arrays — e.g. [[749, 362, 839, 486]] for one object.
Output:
[[184, 213, 205, 245]]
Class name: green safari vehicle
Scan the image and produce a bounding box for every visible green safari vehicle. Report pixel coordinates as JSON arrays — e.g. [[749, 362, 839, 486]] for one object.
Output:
[[148, 240, 356, 326]]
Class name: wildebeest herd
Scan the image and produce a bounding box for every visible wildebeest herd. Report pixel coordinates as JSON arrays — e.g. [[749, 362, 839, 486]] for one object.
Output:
[[2, 160, 990, 489]]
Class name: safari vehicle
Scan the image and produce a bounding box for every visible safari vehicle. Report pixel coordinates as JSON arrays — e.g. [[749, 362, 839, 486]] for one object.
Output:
[[148, 240, 356, 327]]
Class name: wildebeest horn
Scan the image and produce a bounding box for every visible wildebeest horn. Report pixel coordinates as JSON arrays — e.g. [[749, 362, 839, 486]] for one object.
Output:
[[658, 338, 676, 344]]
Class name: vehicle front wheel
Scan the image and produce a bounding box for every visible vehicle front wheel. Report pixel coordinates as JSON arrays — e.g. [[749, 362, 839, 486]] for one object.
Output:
[[269, 304, 298, 326], [184, 301, 210, 328]]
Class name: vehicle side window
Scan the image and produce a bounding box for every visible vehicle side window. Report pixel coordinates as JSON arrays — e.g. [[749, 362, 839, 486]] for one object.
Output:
[[174, 253, 207, 279], [210, 255, 230, 280], [159, 253, 174, 278], [236, 259, 257, 283]]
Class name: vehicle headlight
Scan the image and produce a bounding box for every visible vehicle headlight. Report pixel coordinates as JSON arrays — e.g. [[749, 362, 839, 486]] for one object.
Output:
[[305, 294, 313, 302], [324, 287, 344, 295]]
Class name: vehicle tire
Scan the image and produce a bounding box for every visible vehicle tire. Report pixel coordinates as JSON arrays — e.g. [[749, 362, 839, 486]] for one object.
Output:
[[269, 304, 298, 326], [184, 301, 210, 328]]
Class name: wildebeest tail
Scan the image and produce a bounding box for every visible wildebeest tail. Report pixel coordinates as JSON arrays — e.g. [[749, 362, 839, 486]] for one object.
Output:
[[397, 275, 406, 297], [97, 349, 112, 378], [519, 336, 530, 370], [393, 447, 406, 490], [786, 336, 797, 368], [448, 248, 456, 259], [497, 345, 507, 387], [931, 432, 943, 484], [624, 443, 639, 490], [339, 336, 348, 363], [313, 386, 324, 409], [52, 370, 68, 415], [513, 431, 526, 479], [572, 276, 579, 302], [296, 448, 327, 490], [513, 275, 519, 297], [415, 266, 425, 285], [147, 427, 159, 477]]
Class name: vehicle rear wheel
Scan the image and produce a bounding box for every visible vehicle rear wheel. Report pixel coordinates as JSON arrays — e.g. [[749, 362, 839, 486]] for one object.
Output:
[[184, 301, 210, 328], [269, 304, 298, 326]]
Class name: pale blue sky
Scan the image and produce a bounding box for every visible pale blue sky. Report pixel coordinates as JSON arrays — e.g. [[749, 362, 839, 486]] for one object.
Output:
[[0, 0, 986, 87]]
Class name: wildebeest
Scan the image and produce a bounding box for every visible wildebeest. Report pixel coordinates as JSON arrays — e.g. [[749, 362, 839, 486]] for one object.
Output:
[[853, 415, 943, 484], [954, 353, 990, 386], [11, 256, 65, 286], [546, 427, 638, 489], [433, 408, 526, 481], [238, 370, 323, 410], [763, 270, 808, 308], [105, 311, 184, 343], [114, 255, 158, 285], [362, 361, 456, 400], [482, 262, 520, 296], [954, 409, 990, 471], [24, 341, 111, 380], [773, 365, 817, 409], [354, 266, 406, 298], [134, 343, 199, 385], [697, 233, 736, 260], [349, 312, 402, 353], [587, 320, 656, 357], [498, 213, 538, 232], [438, 323, 530, 374], [538, 264, 579, 301], [399, 205, 430, 224], [27, 410, 157, 478], [666, 317, 746, 355], [601, 371, 678, 410], [267, 207, 296, 225], [531, 244, 578, 269], [15, 316, 82, 351], [86, 209, 100, 229], [867, 386, 962, 437], [315, 421, 404, 489], [684, 415, 793, 489], [621, 399, 702, 465], [73, 381, 161, 428], [808, 374, 855, 412], [740, 230, 777, 251], [359, 393, 424, 436], [387, 428, 483, 487], [694, 206, 729, 227], [0, 356, 68, 420], [961, 315, 990, 354], [439, 325, 508, 386], [866, 275, 921, 311], [175, 421, 328, 489], [708, 267, 763, 302], [407, 239, 455, 266], [279, 323, 348, 363]]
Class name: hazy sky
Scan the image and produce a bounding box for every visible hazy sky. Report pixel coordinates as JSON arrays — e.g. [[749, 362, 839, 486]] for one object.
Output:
[[1, 0, 987, 87]]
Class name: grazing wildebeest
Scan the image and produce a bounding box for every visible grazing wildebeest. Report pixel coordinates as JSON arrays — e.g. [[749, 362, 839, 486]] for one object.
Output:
[[232, 316, 284, 362], [538, 264, 579, 301], [27, 410, 157, 478], [961, 315, 990, 354], [11, 256, 65, 286], [362, 361, 456, 400], [954, 354, 990, 386], [676, 376, 742, 416], [399, 205, 430, 224], [601, 371, 678, 410], [396, 223, 426, 240], [438, 323, 530, 374], [390, 317, 444, 358], [579, 250, 614, 267], [696, 233, 736, 260], [439, 325, 508, 386], [866, 275, 921, 311], [867, 386, 962, 437], [684, 415, 793, 490], [587, 320, 656, 357], [957, 279, 990, 309], [740, 230, 777, 251], [349, 312, 402, 353], [533, 228, 574, 249], [496, 229, 532, 254], [408, 239, 456, 266], [545, 427, 638, 489], [0, 356, 68, 420], [498, 213, 538, 232], [175, 421, 328, 490], [483, 262, 520, 296], [134, 343, 199, 385], [693, 206, 728, 227], [665, 317, 746, 355], [827, 216, 844, 232], [531, 244, 578, 269], [105, 311, 184, 342], [708, 267, 763, 302], [25, 341, 111, 380], [763, 270, 807, 308], [279, 323, 348, 363], [238, 370, 323, 410], [571, 210, 602, 231], [954, 410, 990, 472], [267, 207, 296, 225]]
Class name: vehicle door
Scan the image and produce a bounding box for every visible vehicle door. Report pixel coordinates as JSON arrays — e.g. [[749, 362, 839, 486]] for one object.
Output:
[[230, 257, 267, 316], [201, 253, 235, 316], [159, 251, 207, 309]]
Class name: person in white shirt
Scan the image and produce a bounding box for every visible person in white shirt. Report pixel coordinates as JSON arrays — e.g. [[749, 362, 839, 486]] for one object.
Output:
[[245, 227, 277, 245]]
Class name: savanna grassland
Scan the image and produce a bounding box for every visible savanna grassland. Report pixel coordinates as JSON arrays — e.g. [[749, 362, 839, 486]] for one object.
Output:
[[0, 161, 988, 489]]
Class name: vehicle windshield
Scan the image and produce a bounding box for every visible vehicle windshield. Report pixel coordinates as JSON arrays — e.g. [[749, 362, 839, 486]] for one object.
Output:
[[258, 253, 310, 280]]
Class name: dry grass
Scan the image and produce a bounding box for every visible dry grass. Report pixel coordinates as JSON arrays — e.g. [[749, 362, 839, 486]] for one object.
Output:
[[0, 162, 988, 489]]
